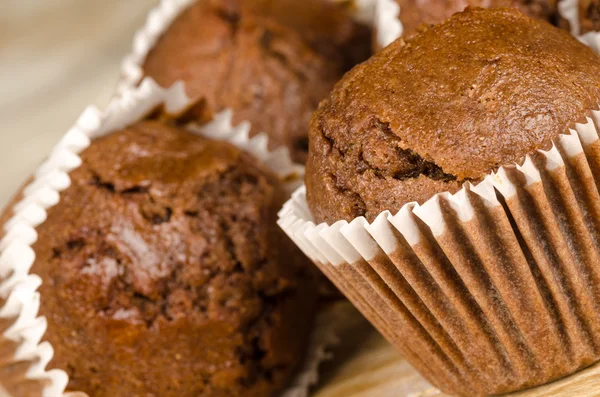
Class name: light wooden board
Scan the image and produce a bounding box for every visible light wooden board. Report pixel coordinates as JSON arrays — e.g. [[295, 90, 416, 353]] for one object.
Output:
[[0, 0, 159, 208]]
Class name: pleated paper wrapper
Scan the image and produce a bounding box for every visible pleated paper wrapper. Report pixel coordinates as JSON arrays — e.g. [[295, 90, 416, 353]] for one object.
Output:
[[117, 0, 402, 93], [278, 110, 600, 396], [0, 78, 343, 397]]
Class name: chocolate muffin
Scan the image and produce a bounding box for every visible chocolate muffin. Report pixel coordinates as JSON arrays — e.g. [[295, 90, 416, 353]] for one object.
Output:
[[218, 0, 372, 64], [306, 7, 600, 224], [396, 0, 564, 36], [143, 0, 372, 164], [8, 121, 317, 396], [579, 0, 600, 33]]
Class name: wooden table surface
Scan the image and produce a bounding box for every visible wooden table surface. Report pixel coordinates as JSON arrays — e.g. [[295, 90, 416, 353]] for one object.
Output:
[[0, 0, 159, 207], [1, 1, 600, 396]]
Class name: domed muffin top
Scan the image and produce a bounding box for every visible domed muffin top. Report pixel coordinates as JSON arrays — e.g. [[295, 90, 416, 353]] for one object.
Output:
[[211, 0, 371, 60], [306, 7, 600, 224], [143, 0, 371, 163], [25, 121, 316, 396]]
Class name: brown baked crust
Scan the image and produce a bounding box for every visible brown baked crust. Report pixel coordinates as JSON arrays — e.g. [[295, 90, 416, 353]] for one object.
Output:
[[143, 0, 371, 163], [396, 0, 564, 37], [11, 121, 317, 396], [579, 0, 600, 33], [214, 0, 372, 64], [306, 7, 600, 224]]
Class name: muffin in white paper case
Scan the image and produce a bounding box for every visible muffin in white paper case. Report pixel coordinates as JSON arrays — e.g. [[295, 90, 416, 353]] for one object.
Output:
[[278, 110, 600, 396], [0, 78, 338, 397], [117, 0, 402, 93]]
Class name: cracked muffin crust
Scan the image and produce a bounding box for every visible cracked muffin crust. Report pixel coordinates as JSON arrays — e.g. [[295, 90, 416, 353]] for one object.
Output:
[[396, 0, 566, 37], [306, 7, 600, 224], [11, 121, 317, 396], [143, 0, 372, 164]]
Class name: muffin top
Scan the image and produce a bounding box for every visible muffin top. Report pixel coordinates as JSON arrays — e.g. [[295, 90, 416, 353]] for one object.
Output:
[[306, 7, 600, 224], [26, 121, 316, 396], [397, 0, 563, 36], [143, 0, 371, 163], [215, 0, 371, 64]]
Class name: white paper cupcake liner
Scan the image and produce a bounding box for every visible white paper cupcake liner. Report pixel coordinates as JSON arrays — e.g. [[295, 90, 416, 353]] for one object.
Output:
[[278, 109, 600, 396], [558, 0, 600, 44], [577, 30, 600, 55], [282, 301, 370, 397], [0, 78, 324, 396], [117, 0, 402, 94], [559, 0, 580, 35]]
